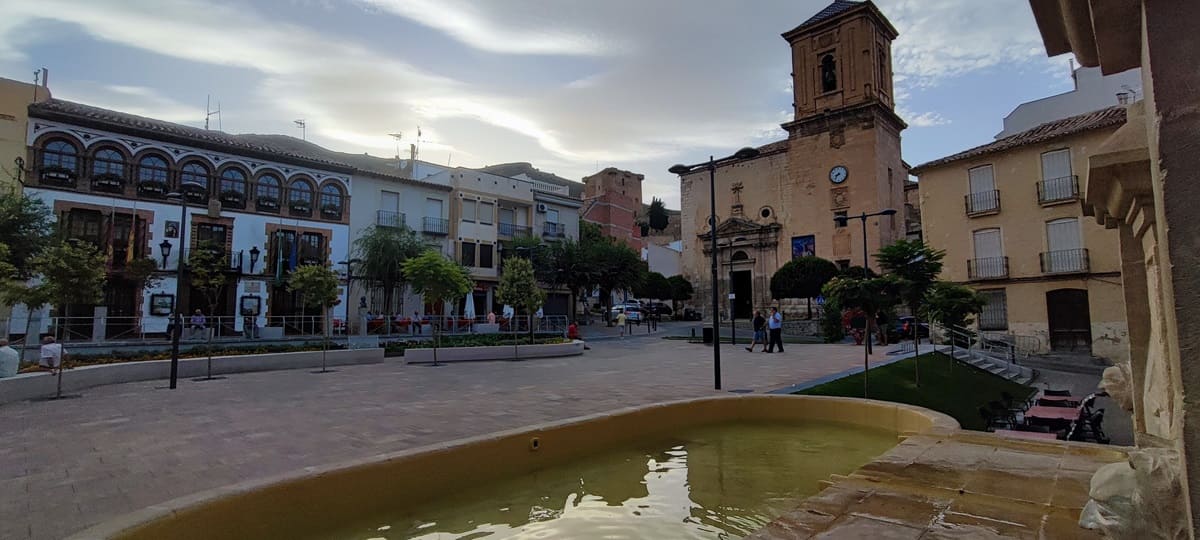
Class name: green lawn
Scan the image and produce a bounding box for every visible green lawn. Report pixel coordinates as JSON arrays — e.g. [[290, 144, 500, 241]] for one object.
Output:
[[797, 352, 1034, 430]]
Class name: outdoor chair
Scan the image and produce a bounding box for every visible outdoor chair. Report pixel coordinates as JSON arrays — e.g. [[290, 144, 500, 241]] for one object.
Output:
[[1001, 390, 1034, 411], [1067, 409, 1109, 444], [979, 407, 1013, 430], [988, 401, 1018, 426], [1037, 397, 1080, 408]]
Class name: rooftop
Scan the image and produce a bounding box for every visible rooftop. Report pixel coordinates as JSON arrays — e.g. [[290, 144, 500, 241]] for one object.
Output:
[[782, 1, 897, 42], [910, 106, 1127, 174]]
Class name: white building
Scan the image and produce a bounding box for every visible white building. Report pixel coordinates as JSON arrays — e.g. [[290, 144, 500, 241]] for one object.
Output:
[[643, 241, 682, 279], [996, 66, 1142, 138], [14, 99, 352, 340]]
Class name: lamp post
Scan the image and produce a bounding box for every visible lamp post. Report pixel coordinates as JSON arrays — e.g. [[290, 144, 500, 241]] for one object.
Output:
[[669, 147, 760, 390], [337, 258, 361, 334], [249, 246, 261, 274], [159, 239, 172, 269], [834, 208, 897, 398], [164, 181, 204, 389]]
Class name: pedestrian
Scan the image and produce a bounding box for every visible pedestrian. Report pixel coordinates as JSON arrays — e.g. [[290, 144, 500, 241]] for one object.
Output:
[[616, 310, 627, 337], [746, 310, 766, 352], [487, 311, 497, 324], [766, 306, 784, 353], [243, 315, 258, 339], [39, 336, 65, 374], [189, 309, 207, 340], [0, 338, 19, 378], [412, 311, 422, 335]]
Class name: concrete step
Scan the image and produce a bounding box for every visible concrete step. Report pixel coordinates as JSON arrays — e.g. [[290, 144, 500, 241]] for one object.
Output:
[[1021, 355, 1110, 376]]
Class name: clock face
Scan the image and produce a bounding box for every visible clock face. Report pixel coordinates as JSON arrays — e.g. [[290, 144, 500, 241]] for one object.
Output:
[[829, 165, 848, 184]]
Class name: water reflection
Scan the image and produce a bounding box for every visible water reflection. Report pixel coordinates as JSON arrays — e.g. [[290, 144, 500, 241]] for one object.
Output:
[[322, 421, 894, 540]]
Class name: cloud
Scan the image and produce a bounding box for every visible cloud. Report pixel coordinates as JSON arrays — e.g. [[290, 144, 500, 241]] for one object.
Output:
[[896, 105, 950, 128]]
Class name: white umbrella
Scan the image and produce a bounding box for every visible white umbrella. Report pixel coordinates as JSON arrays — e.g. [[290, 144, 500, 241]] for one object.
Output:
[[463, 294, 476, 321]]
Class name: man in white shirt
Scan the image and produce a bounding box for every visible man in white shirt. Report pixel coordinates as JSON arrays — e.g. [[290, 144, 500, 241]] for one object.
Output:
[[39, 336, 65, 374], [766, 307, 784, 353], [0, 339, 19, 378]]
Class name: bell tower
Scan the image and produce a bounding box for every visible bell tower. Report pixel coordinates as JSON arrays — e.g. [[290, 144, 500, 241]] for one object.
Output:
[[777, 0, 908, 271]]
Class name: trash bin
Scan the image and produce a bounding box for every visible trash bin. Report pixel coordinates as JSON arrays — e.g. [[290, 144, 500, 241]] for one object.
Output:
[[702, 327, 714, 344]]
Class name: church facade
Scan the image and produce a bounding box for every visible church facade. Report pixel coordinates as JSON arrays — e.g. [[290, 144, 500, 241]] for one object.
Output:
[[677, 0, 908, 319]]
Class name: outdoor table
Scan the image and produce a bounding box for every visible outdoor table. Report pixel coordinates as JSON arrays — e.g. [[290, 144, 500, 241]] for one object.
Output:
[[1039, 394, 1077, 402], [993, 429, 1059, 441], [1025, 405, 1081, 421]]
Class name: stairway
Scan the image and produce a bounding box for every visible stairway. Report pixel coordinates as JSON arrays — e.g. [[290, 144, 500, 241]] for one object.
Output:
[[936, 344, 1035, 385]]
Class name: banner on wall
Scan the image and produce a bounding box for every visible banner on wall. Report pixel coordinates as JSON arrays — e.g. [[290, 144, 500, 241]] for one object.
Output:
[[791, 235, 815, 259]]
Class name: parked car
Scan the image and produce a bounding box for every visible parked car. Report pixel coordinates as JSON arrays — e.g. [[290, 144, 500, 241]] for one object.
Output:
[[646, 302, 673, 316], [610, 305, 643, 322], [893, 316, 930, 339], [682, 308, 703, 321]]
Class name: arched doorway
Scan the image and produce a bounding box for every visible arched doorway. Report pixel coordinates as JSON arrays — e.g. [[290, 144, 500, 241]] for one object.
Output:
[[730, 251, 754, 319], [1046, 289, 1091, 352]]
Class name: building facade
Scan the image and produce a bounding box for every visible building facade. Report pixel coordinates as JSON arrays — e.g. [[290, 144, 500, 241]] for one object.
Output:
[[0, 75, 50, 192], [677, 0, 907, 319], [996, 65, 1142, 139], [913, 107, 1128, 361], [581, 167, 644, 251], [13, 99, 352, 339]]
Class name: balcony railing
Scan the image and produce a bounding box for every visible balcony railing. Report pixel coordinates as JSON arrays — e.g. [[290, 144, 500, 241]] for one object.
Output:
[[542, 222, 565, 237], [968, 256, 1009, 280], [422, 216, 449, 235], [498, 222, 531, 237], [378, 210, 406, 228], [1037, 175, 1079, 205], [1040, 248, 1089, 274], [965, 190, 1001, 216]]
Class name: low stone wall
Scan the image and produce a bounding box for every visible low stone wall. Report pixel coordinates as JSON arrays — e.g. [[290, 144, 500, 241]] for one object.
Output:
[[0, 348, 384, 405], [404, 340, 585, 364]]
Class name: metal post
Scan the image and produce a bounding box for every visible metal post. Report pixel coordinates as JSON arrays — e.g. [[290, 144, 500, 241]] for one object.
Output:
[[860, 214, 870, 397], [708, 158, 721, 390], [168, 197, 187, 389]]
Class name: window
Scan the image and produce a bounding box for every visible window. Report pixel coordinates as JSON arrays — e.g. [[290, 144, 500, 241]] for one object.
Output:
[[1045, 218, 1084, 273], [137, 155, 168, 184], [479, 201, 494, 224], [760, 207, 772, 219], [877, 47, 888, 92], [320, 184, 344, 218], [462, 199, 477, 222], [971, 228, 1006, 279], [836, 259, 851, 270], [546, 208, 560, 223], [219, 169, 247, 207], [65, 209, 103, 247], [270, 230, 297, 274], [195, 223, 228, 259], [289, 180, 313, 211], [92, 147, 125, 178], [499, 207, 514, 225], [299, 232, 324, 264], [461, 241, 477, 266], [256, 174, 281, 205], [426, 198, 442, 218], [820, 53, 837, 92], [979, 289, 1008, 330], [180, 162, 210, 194], [834, 210, 848, 227], [1039, 149, 1076, 202], [41, 139, 78, 174], [966, 165, 999, 214], [479, 243, 494, 269]]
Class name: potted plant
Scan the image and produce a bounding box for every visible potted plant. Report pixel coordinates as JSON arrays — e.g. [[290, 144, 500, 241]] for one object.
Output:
[[91, 174, 124, 192], [289, 200, 311, 214], [320, 203, 341, 218], [40, 167, 76, 186], [184, 184, 208, 202], [256, 196, 279, 210], [219, 189, 245, 206], [138, 180, 167, 198]]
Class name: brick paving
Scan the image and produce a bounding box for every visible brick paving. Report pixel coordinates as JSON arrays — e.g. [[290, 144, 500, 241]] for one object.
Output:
[[0, 334, 895, 540]]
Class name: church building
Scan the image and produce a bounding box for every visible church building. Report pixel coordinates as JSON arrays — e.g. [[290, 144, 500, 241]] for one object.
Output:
[[676, 0, 908, 319]]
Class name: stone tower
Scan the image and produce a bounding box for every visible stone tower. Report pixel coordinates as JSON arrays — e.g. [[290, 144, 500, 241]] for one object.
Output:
[[582, 167, 645, 250], [780, 0, 907, 268]]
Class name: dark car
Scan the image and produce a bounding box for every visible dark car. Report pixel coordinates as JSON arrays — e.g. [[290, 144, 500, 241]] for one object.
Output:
[[894, 317, 930, 338], [646, 302, 673, 316], [682, 308, 703, 321]]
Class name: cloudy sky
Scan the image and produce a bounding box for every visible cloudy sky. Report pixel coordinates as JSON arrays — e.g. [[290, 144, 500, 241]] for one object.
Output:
[[0, 0, 1075, 208]]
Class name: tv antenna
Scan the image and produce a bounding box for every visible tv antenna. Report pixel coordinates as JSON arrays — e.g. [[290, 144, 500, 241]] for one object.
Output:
[[204, 95, 222, 130], [294, 119, 306, 141], [389, 132, 403, 159]]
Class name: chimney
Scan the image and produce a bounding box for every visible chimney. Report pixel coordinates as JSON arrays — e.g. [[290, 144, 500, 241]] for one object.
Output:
[[1116, 92, 1130, 105], [40, 68, 48, 88]]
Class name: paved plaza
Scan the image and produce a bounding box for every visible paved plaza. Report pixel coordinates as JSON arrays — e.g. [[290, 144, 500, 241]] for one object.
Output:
[[0, 331, 898, 540]]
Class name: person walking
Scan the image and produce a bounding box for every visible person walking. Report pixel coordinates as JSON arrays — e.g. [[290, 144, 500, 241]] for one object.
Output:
[[39, 336, 65, 374], [616, 310, 627, 337], [746, 310, 766, 352], [0, 339, 19, 378], [189, 309, 207, 340], [766, 307, 784, 353]]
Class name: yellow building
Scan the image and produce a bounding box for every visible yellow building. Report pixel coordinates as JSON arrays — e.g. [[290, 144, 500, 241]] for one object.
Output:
[[676, 0, 907, 319], [912, 108, 1129, 361], [0, 74, 51, 192]]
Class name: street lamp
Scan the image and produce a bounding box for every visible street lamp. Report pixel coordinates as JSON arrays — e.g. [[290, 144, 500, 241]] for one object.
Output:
[[669, 146, 760, 390], [249, 246, 261, 274], [337, 258, 361, 333], [833, 208, 897, 398], [164, 181, 205, 390], [159, 239, 172, 269]]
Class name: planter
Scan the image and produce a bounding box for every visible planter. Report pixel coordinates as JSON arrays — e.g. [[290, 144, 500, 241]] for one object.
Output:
[[289, 203, 312, 215], [404, 339, 584, 364], [91, 174, 125, 193], [220, 191, 245, 207], [138, 181, 167, 198], [321, 206, 341, 219], [256, 198, 280, 212], [40, 167, 76, 186]]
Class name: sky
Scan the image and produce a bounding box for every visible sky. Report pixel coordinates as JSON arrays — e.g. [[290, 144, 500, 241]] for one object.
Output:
[[0, 0, 1077, 209]]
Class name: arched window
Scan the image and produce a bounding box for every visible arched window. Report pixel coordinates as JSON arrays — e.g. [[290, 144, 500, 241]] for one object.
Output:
[[136, 154, 170, 197], [821, 54, 837, 93], [218, 168, 247, 208], [91, 147, 126, 193], [179, 162, 210, 201], [288, 179, 313, 216], [732, 250, 749, 261], [40, 139, 78, 184], [255, 174, 281, 212], [319, 184, 343, 219]]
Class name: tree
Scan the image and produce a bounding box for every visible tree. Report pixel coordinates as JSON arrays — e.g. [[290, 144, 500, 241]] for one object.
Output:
[[353, 224, 426, 314], [647, 198, 670, 233], [838, 265, 877, 279], [496, 256, 545, 342], [592, 241, 645, 324], [877, 240, 946, 384], [770, 256, 838, 319], [403, 250, 473, 365], [124, 257, 162, 292], [27, 239, 106, 398], [667, 275, 693, 317], [922, 282, 987, 332], [633, 271, 671, 301], [0, 192, 53, 278], [288, 264, 341, 373], [540, 239, 593, 321], [187, 241, 230, 329], [821, 274, 902, 393]]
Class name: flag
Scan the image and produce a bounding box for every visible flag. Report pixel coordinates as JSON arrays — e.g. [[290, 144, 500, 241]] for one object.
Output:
[[126, 200, 137, 265], [288, 232, 298, 270]]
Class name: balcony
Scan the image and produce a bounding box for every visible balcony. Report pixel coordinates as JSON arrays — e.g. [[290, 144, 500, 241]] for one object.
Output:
[[377, 210, 405, 228], [964, 190, 1001, 216], [1040, 248, 1089, 274], [288, 201, 313, 217], [498, 222, 531, 238], [1037, 175, 1080, 205], [542, 222, 566, 237], [968, 256, 1009, 280], [422, 216, 449, 235]]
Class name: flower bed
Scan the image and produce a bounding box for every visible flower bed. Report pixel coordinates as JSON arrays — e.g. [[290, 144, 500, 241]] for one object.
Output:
[[16, 342, 346, 374]]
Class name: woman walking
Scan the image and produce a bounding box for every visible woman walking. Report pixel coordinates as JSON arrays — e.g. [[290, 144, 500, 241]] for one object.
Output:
[[746, 310, 767, 352]]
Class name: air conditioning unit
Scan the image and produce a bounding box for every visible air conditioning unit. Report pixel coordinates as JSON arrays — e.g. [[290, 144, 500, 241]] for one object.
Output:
[[535, 203, 548, 213]]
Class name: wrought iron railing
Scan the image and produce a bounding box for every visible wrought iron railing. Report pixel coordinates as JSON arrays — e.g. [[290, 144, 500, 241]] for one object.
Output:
[[422, 216, 449, 235], [1037, 175, 1079, 205], [967, 256, 1009, 280], [377, 210, 405, 228], [542, 222, 566, 237], [964, 189, 1001, 216], [498, 222, 531, 237], [1040, 248, 1089, 274]]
